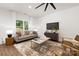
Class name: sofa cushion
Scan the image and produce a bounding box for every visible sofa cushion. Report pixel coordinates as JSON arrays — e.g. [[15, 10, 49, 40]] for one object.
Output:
[[18, 34, 37, 40], [73, 43, 79, 50], [16, 31, 21, 37], [24, 31, 30, 35]]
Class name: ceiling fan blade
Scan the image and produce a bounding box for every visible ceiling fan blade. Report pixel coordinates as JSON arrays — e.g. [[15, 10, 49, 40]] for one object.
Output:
[[44, 3, 49, 11], [35, 3, 45, 9], [50, 3, 56, 10]]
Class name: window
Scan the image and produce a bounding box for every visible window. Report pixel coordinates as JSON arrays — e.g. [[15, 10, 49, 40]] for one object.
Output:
[[24, 21, 28, 30], [16, 20, 28, 31], [16, 20, 23, 30]]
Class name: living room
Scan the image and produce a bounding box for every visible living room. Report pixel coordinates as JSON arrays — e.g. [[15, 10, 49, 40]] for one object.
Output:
[[0, 3, 79, 56]]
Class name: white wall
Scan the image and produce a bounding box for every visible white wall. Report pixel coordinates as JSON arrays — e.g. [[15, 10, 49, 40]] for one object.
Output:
[[32, 6, 79, 41], [0, 9, 34, 44], [0, 5, 79, 44], [0, 9, 14, 44]]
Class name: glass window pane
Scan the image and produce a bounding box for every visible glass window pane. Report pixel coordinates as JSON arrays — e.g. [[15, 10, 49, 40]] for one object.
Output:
[[24, 21, 28, 30], [16, 20, 23, 29]]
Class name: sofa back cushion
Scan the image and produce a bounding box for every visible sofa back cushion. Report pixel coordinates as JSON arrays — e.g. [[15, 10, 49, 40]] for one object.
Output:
[[24, 31, 30, 35], [16, 31, 21, 37], [75, 35, 79, 41]]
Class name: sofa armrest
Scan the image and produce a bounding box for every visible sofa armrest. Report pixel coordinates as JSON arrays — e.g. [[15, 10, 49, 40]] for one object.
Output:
[[62, 37, 79, 48], [63, 37, 79, 43]]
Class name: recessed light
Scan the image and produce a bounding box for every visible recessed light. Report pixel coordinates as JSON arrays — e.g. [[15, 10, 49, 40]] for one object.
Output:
[[28, 6, 32, 8]]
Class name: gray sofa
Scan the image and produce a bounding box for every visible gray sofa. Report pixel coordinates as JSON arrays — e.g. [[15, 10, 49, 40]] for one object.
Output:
[[14, 31, 38, 43]]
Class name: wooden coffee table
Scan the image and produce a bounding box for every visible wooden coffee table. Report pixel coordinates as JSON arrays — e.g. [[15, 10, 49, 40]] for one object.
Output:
[[31, 37, 49, 48]]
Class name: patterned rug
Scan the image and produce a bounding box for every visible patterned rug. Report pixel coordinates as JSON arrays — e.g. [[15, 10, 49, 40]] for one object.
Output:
[[14, 40, 64, 56], [32, 40, 63, 56]]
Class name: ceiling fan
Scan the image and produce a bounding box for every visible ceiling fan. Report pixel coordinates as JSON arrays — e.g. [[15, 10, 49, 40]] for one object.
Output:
[[35, 3, 56, 11]]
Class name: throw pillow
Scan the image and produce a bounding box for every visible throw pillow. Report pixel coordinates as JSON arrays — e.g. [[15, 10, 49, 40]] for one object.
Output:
[[16, 31, 21, 37], [24, 31, 30, 35], [75, 35, 79, 41]]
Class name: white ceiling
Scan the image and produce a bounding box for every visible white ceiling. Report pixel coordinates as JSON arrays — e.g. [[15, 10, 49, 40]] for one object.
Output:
[[0, 3, 79, 18]]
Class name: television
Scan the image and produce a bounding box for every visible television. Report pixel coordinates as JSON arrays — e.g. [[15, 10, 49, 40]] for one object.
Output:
[[46, 22, 59, 30]]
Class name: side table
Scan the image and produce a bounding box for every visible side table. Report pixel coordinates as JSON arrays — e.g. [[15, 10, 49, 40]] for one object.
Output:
[[5, 37, 14, 46]]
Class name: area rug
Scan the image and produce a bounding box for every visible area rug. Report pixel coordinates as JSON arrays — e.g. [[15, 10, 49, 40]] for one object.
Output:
[[32, 40, 63, 56], [14, 40, 64, 56]]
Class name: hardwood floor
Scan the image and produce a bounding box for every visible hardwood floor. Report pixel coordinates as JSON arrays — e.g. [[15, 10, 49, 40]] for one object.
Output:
[[0, 44, 23, 56]]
